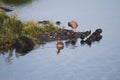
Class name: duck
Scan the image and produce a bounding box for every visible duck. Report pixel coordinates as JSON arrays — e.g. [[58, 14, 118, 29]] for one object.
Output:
[[56, 21, 61, 26], [95, 28, 102, 34], [68, 21, 78, 32], [0, 7, 13, 12], [56, 40, 64, 54]]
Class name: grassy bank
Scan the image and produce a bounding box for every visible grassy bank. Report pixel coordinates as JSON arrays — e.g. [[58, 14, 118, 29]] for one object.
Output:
[[0, 11, 61, 52]]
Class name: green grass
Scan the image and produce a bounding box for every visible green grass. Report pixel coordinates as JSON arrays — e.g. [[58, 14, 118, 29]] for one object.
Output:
[[0, 0, 33, 6], [0, 11, 61, 52]]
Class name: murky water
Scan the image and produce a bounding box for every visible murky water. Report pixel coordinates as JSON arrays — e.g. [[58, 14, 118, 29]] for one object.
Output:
[[0, 0, 120, 80]]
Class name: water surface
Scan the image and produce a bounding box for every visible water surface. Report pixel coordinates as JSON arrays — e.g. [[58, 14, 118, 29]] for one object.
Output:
[[0, 0, 120, 80]]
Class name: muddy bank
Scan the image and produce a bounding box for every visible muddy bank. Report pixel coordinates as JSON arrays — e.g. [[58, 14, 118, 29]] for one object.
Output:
[[12, 28, 102, 54], [0, 28, 102, 54], [35, 29, 91, 43], [0, 12, 102, 55], [35, 28, 102, 44]]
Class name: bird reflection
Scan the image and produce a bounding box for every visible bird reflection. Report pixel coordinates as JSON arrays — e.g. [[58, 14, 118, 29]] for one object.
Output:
[[5, 50, 13, 64], [56, 40, 64, 54]]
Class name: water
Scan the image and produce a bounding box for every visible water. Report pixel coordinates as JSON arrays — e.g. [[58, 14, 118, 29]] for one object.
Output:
[[0, 0, 120, 80]]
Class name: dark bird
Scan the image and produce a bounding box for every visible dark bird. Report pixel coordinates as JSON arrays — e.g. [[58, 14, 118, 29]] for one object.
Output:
[[95, 28, 102, 34], [68, 21, 78, 32], [0, 7, 13, 12], [56, 40, 64, 54], [56, 21, 61, 26]]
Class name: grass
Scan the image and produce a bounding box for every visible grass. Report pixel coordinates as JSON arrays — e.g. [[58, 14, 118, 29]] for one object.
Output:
[[0, 11, 61, 52], [0, 0, 33, 7]]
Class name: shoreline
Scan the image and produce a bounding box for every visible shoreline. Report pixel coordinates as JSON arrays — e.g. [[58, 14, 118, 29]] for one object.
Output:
[[0, 11, 102, 53]]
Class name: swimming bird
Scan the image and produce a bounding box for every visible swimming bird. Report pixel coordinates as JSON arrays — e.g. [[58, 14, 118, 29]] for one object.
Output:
[[56, 21, 61, 26], [56, 40, 64, 54], [68, 21, 78, 32]]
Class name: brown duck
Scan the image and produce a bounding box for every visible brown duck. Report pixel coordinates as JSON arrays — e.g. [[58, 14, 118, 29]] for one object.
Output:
[[56, 40, 64, 54], [68, 21, 78, 31]]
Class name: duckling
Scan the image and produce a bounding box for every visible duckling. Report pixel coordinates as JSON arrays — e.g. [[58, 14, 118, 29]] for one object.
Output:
[[81, 34, 86, 39], [95, 35, 102, 41], [95, 28, 102, 34], [80, 39, 85, 45], [85, 38, 92, 46], [56, 21, 61, 26], [68, 21, 78, 32], [84, 30, 91, 37], [56, 40, 64, 54]]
